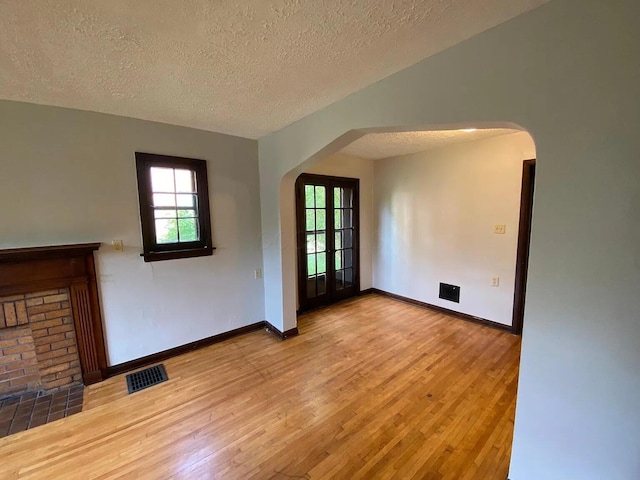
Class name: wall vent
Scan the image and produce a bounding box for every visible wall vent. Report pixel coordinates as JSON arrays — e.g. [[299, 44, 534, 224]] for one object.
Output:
[[439, 283, 460, 303]]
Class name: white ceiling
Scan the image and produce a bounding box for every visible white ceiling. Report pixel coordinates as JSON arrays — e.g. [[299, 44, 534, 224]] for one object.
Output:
[[0, 1, 549, 139], [341, 128, 522, 159]]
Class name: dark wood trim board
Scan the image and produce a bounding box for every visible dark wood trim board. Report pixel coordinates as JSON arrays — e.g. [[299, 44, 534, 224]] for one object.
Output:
[[511, 159, 536, 335], [264, 321, 300, 340], [370, 288, 513, 333], [107, 321, 298, 377]]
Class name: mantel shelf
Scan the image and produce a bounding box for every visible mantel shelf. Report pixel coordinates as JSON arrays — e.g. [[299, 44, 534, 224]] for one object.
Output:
[[0, 243, 101, 263]]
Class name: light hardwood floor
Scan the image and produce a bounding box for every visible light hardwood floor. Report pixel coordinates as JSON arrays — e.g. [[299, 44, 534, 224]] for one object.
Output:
[[0, 294, 520, 479]]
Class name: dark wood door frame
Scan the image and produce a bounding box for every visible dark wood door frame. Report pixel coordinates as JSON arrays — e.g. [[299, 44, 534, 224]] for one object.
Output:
[[512, 159, 536, 335], [296, 173, 360, 312]]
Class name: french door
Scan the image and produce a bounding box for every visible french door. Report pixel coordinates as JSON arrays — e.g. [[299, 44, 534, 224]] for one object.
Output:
[[296, 174, 360, 311]]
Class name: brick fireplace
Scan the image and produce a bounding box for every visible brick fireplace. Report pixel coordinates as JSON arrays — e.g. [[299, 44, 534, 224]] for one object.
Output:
[[0, 244, 107, 399]]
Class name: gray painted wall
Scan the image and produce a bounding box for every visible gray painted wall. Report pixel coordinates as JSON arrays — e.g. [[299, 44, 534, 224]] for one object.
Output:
[[0, 100, 265, 366], [258, 1, 640, 478]]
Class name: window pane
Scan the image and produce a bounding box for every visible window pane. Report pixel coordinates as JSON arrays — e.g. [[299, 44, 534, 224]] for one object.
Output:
[[177, 208, 197, 218], [334, 209, 342, 229], [344, 248, 353, 268], [175, 169, 196, 193], [317, 274, 327, 295], [136, 152, 213, 262], [316, 233, 326, 253], [317, 252, 326, 274], [155, 218, 178, 243], [153, 193, 176, 207], [315, 186, 326, 208], [306, 233, 316, 253], [316, 210, 326, 230], [335, 250, 342, 269], [305, 185, 315, 208], [307, 253, 317, 275], [334, 187, 341, 208], [306, 209, 315, 231], [154, 209, 177, 219], [335, 231, 342, 249], [178, 218, 199, 242], [177, 194, 196, 207], [150, 167, 175, 193]]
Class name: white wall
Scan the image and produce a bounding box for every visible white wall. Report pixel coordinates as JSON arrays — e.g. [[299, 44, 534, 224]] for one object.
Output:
[[258, 1, 640, 478], [374, 132, 535, 326], [0, 100, 265, 366], [304, 153, 374, 295]]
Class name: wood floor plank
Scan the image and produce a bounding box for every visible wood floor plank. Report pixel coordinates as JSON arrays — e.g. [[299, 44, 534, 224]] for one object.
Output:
[[0, 294, 520, 479]]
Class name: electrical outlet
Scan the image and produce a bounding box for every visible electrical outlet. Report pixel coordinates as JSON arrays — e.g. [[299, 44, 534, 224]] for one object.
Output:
[[491, 277, 500, 287], [254, 269, 262, 279], [112, 240, 124, 252], [494, 224, 506, 234]]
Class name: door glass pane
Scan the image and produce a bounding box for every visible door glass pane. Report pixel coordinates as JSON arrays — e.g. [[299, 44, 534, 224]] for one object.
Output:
[[334, 187, 342, 208], [306, 276, 317, 298], [316, 210, 326, 230], [342, 188, 353, 208], [305, 185, 315, 208], [335, 270, 344, 290], [306, 233, 316, 253], [334, 209, 342, 229], [315, 186, 326, 208], [307, 253, 316, 275], [344, 248, 353, 268], [316, 233, 326, 253], [344, 268, 354, 287], [343, 229, 353, 248], [335, 231, 342, 249], [306, 210, 315, 231], [335, 250, 342, 270], [317, 274, 327, 295], [343, 209, 353, 228], [317, 252, 326, 274]]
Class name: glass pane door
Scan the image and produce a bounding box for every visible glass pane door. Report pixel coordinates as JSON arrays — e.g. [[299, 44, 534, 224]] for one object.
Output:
[[296, 174, 359, 311]]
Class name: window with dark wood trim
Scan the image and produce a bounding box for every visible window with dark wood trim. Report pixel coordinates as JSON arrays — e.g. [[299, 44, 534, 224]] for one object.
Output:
[[135, 152, 214, 262]]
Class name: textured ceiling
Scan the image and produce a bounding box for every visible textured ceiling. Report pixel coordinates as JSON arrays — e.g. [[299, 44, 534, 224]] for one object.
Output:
[[341, 128, 521, 159], [0, 0, 549, 139]]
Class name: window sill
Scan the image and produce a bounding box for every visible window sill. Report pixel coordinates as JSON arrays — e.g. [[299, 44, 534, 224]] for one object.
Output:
[[141, 246, 215, 262]]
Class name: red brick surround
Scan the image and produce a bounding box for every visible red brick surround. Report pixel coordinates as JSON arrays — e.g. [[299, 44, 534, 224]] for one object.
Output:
[[0, 289, 82, 398]]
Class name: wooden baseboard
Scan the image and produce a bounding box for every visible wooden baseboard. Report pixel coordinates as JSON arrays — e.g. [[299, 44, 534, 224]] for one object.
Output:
[[371, 288, 513, 333], [264, 321, 299, 340], [106, 320, 296, 377]]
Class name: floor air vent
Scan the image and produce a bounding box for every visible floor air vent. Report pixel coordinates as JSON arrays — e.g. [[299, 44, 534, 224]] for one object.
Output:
[[126, 364, 168, 394]]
